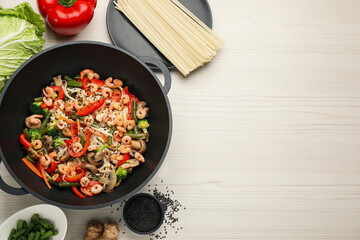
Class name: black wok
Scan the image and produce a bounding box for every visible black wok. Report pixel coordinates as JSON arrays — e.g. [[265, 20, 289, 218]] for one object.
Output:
[[0, 41, 172, 209]]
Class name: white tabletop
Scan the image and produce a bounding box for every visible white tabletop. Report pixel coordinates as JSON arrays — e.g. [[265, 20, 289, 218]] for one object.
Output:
[[1, 0, 360, 239]]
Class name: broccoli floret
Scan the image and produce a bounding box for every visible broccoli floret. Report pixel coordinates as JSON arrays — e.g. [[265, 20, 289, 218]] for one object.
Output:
[[115, 167, 128, 180], [137, 119, 150, 133], [48, 126, 64, 138], [29, 129, 42, 143], [53, 136, 65, 147], [29, 102, 49, 116]]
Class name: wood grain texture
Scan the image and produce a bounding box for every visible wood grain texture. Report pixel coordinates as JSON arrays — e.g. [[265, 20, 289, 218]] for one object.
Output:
[[1, 0, 360, 239]]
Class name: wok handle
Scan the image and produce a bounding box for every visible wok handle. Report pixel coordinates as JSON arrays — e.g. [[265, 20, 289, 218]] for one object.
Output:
[[0, 157, 28, 195], [140, 56, 172, 94]]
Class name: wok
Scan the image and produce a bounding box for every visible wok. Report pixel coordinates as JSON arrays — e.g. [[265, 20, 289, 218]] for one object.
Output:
[[0, 41, 172, 209]]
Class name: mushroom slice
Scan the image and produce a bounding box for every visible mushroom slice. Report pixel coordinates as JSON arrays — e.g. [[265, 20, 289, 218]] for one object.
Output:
[[131, 140, 141, 150], [53, 75, 63, 86], [81, 163, 98, 174], [27, 147, 39, 160], [54, 145, 70, 162], [41, 135, 54, 152], [138, 139, 147, 154], [99, 170, 117, 193], [87, 151, 105, 166]]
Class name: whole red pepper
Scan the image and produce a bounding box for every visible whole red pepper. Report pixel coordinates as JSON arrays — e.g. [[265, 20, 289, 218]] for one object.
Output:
[[37, 0, 97, 36]]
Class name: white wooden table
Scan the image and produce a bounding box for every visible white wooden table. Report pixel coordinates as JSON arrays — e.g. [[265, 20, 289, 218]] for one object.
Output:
[[2, 0, 360, 239]]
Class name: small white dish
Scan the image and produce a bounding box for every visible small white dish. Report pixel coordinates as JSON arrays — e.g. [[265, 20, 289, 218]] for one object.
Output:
[[0, 204, 67, 240]]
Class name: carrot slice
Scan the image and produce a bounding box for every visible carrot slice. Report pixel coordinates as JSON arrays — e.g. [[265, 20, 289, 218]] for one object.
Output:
[[55, 114, 74, 124], [39, 164, 52, 189], [22, 158, 42, 178], [88, 127, 108, 142]]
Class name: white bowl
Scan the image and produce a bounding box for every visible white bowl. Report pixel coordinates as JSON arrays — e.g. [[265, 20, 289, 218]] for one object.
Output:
[[0, 204, 67, 240]]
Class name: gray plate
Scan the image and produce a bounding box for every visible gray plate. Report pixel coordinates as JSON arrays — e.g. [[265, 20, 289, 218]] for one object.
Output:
[[106, 0, 213, 70]]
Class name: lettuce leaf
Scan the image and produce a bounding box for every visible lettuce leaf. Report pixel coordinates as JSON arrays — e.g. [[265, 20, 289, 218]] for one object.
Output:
[[0, 2, 45, 93]]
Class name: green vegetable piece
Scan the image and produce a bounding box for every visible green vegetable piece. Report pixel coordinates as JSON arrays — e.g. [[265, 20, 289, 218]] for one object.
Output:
[[92, 175, 100, 181], [116, 167, 127, 180], [132, 101, 138, 123], [133, 125, 139, 134], [29, 102, 48, 116], [29, 129, 42, 143], [20, 236, 27, 240], [124, 133, 146, 139], [107, 126, 116, 145], [80, 134, 85, 146], [26, 222, 35, 235], [38, 218, 53, 230], [53, 137, 65, 148], [137, 119, 150, 133], [34, 231, 40, 240], [74, 75, 80, 80], [12, 228, 26, 238], [33, 97, 43, 102], [28, 232, 35, 240], [48, 126, 64, 138], [65, 76, 82, 87], [23, 128, 30, 139], [7, 228, 16, 240], [17, 220, 25, 231], [31, 214, 40, 223], [40, 113, 51, 134], [59, 182, 80, 188], [47, 177, 60, 187], [39, 225, 46, 235], [96, 144, 110, 152], [39, 230, 56, 240], [0, 2, 45, 93], [25, 155, 35, 164]]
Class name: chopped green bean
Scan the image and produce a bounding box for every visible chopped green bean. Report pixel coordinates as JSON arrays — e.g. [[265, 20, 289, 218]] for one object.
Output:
[[133, 125, 139, 134], [132, 101, 138, 123], [31, 214, 40, 223], [13, 228, 26, 238], [26, 155, 35, 164], [23, 128, 30, 139], [59, 182, 80, 188], [34, 97, 44, 102], [38, 219, 54, 230], [81, 134, 85, 146], [40, 230, 56, 240], [34, 231, 40, 240], [40, 113, 51, 135], [124, 133, 146, 139], [8, 228, 16, 240], [74, 75, 80, 80], [28, 232, 35, 240], [17, 220, 25, 231], [108, 126, 116, 145], [47, 178, 59, 186]]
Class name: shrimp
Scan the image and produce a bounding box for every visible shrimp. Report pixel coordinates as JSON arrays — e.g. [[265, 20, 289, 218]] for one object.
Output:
[[94, 73, 100, 79], [102, 88, 113, 98], [91, 184, 103, 194], [87, 83, 99, 93], [80, 69, 94, 80], [114, 79, 123, 88], [56, 120, 67, 130], [109, 102, 120, 113], [73, 101, 82, 111], [83, 116, 94, 126], [113, 130, 123, 142], [136, 107, 149, 120], [58, 164, 69, 175], [126, 120, 136, 130], [40, 154, 51, 168], [121, 136, 132, 145], [116, 115, 125, 127], [135, 152, 145, 163], [105, 77, 117, 88], [43, 97, 53, 107], [42, 86, 54, 98], [33, 139, 43, 150], [25, 114, 43, 129], [103, 113, 116, 126], [120, 163, 131, 169], [119, 145, 131, 154], [121, 94, 130, 104], [52, 173, 60, 181], [62, 126, 72, 138], [88, 145, 99, 151], [110, 154, 123, 165], [64, 100, 74, 112], [54, 99, 65, 110], [72, 142, 83, 153], [80, 177, 90, 187]]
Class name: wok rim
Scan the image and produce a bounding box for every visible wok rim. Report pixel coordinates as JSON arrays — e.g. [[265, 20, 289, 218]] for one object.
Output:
[[0, 41, 172, 209]]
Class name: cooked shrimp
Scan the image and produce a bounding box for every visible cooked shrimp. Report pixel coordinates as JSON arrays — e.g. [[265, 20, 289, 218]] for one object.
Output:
[[110, 154, 123, 165], [40, 154, 51, 168], [43, 97, 53, 107], [73, 101, 82, 111], [83, 116, 94, 126], [94, 73, 100, 79], [105, 77, 117, 88], [42, 86, 54, 98], [102, 88, 113, 98], [88, 145, 99, 151], [80, 177, 90, 187], [136, 107, 149, 120], [67, 162, 76, 171], [121, 94, 130, 104], [25, 114, 43, 129], [126, 120, 136, 130], [72, 142, 83, 153], [91, 184, 103, 194], [80, 69, 94, 79], [135, 152, 145, 163], [54, 99, 65, 110], [52, 173, 60, 181], [137, 101, 147, 109], [114, 79, 123, 88], [87, 83, 99, 93], [109, 102, 120, 112], [103, 113, 116, 126], [56, 120, 67, 130], [116, 115, 125, 127], [117, 126, 127, 133], [64, 100, 74, 112], [120, 163, 131, 169], [33, 139, 43, 150], [121, 136, 132, 145], [58, 164, 69, 175], [119, 145, 131, 154], [62, 127, 72, 138], [113, 131, 124, 142]]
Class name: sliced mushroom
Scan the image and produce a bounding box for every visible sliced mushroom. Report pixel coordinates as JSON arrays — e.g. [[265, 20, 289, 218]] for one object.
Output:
[[54, 145, 70, 162], [137, 101, 147, 109], [131, 140, 141, 150], [138, 139, 147, 154], [87, 151, 105, 166], [85, 170, 93, 179], [53, 75, 63, 86], [62, 127, 72, 138], [99, 170, 117, 193], [27, 147, 39, 160], [115, 179, 122, 187], [41, 135, 54, 152], [81, 163, 98, 174]]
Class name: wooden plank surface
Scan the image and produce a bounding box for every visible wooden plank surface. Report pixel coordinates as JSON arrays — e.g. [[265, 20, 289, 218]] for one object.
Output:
[[1, 0, 360, 239]]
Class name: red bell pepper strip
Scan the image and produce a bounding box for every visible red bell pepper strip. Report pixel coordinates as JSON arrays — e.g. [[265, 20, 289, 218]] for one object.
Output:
[[37, 0, 97, 36], [110, 91, 122, 102], [64, 168, 85, 182], [72, 186, 86, 198], [46, 161, 57, 173], [115, 153, 130, 169], [51, 86, 64, 100], [91, 78, 105, 87], [122, 87, 138, 120], [68, 129, 90, 157], [82, 77, 92, 95], [76, 98, 105, 116], [20, 133, 32, 148], [41, 102, 47, 109]]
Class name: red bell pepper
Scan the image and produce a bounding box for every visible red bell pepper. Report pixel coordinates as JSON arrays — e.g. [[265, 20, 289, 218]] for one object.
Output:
[[115, 153, 130, 169], [72, 186, 86, 198], [76, 98, 105, 116], [122, 87, 138, 120], [51, 86, 64, 100], [37, 0, 97, 36], [20, 133, 32, 148], [68, 129, 90, 157], [46, 161, 57, 173], [91, 79, 105, 87]]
